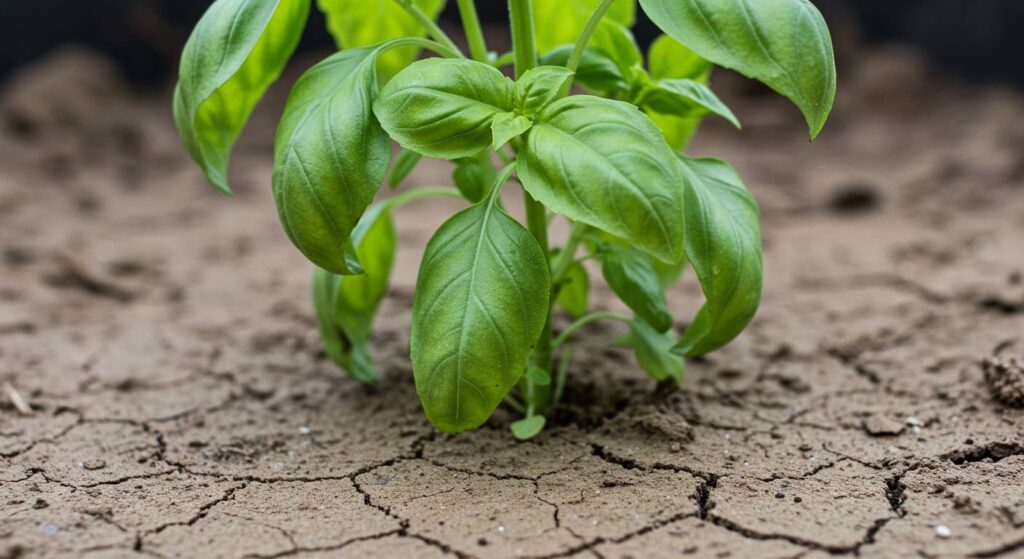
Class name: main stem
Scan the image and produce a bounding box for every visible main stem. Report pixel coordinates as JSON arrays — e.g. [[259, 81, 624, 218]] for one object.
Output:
[[509, 0, 552, 414]]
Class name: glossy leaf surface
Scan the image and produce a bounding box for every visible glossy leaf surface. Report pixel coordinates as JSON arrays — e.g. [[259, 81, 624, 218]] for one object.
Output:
[[640, 79, 740, 128], [412, 183, 551, 433], [675, 157, 762, 356], [638, 0, 836, 137], [519, 96, 686, 264], [601, 247, 673, 332], [619, 318, 684, 381], [272, 46, 390, 275], [374, 58, 514, 159], [515, 66, 575, 117], [174, 0, 309, 194]]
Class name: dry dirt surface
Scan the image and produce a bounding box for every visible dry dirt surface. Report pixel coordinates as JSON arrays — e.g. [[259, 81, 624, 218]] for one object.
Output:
[[2, 46, 1024, 559]]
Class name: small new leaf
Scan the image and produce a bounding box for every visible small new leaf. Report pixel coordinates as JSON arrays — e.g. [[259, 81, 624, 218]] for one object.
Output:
[[638, 0, 837, 138], [374, 58, 514, 159], [540, 47, 628, 94], [452, 151, 497, 203], [515, 66, 575, 117], [491, 112, 533, 150], [674, 157, 762, 357], [388, 149, 423, 189], [174, 0, 310, 195], [525, 367, 552, 386], [272, 46, 391, 275], [510, 415, 546, 440]]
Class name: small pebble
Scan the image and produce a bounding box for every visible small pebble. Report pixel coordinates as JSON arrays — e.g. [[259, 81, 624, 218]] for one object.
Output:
[[935, 525, 951, 538], [376, 475, 389, 486], [298, 425, 311, 435], [669, 442, 681, 453], [775, 492, 785, 499], [793, 496, 803, 503], [82, 459, 106, 471]]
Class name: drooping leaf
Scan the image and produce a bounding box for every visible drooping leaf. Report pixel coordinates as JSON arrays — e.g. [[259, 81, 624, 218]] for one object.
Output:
[[515, 66, 575, 117], [556, 260, 590, 318], [600, 247, 673, 333], [510, 415, 546, 440], [618, 318, 684, 381], [533, 0, 636, 54], [648, 34, 711, 81], [388, 148, 423, 189], [452, 151, 497, 203], [674, 157, 762, 357], [272, 45, 391, 275], [312, 204, 396, 383], [317, 0, 446, 79], [374, 58, 514, 159], [174, 0, 310, 195], [411, 180, 551, 433], [540, 46, 628, 94], [519, 96, 686, 264], [638, 0, 837, 138], [640, 79, 740, 128], [491, 112, 534, 150]]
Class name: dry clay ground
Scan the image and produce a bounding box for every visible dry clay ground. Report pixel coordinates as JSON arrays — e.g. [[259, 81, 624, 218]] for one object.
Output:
[[1, 46, 1024, 559]]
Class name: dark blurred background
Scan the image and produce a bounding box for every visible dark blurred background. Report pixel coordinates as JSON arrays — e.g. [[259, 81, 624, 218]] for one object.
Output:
[[1, 0, 1022, 88]]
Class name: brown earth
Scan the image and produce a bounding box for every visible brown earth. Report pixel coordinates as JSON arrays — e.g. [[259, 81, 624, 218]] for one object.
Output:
[[1, 45, 1023, 559]]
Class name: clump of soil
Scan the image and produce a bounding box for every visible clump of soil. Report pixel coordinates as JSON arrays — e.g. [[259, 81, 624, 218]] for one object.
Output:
[[982, 356, 1024, 407]]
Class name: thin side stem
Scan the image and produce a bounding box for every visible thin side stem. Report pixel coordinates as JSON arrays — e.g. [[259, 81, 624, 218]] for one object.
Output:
[[387, 37, 462, 60], [553, 345, 572, 405], [552, 311, 632, 349], [549, 222, 587, 286], [386, 186, 463, 209], [456, 0, 489, 62], [561, 0, 617, 93], [393, 0, 464, 58]]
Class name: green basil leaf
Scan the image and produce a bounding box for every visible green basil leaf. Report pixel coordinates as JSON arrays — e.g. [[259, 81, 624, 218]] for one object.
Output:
[[491, 112, 534, 150], [388, 148, 423, 189], [540, 46, 628, 94], [601, 247, 673, 332], [556, 260, 589, 318], [589, 20, 643, 75], [411, 183, 551, 433], [374, 58, 514, 159], [651, 250, 688, 290], [272, 45, 391, 275], [648, 34, 711, 81], [519, 96, 686, 264], [317, 0, 446, 79], [674, 156, 762, 357], [510, 415, 547, 440], [452, 151, 497, 203], [311, 203, 396, 384], [640, 79, 740, 129], [646, 110, 702, 152], [515, 66, 575, 117], [638, 0, 836, 138], [533, 0, 636, 54], [618, 318, 684, 382], [174, 0, 310, 195]]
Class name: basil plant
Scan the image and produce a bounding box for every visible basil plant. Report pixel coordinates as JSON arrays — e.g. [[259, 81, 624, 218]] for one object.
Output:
[[174, 0, 836, 439]]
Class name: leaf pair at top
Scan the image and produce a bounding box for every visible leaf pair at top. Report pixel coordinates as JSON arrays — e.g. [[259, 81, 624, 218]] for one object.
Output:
[[375, 58, 686, 266]]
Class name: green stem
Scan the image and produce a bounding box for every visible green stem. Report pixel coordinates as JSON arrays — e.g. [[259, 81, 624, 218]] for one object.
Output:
[[491, 52, 516, 68], [553, 345, 572, 405], [509, 0, 551, 415], [456, 0, 489, 62], [550, 222, 587, 286], [393, 0, 464, 58], [561, 0, 617, 93], [552, 311, 632, 349], [386, 186, 462, 209], [387, 37, 462, 60], [508, 0, 538, 79]]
